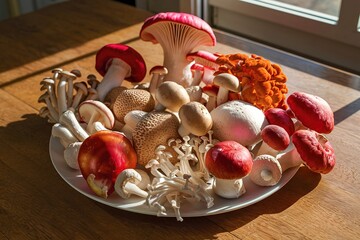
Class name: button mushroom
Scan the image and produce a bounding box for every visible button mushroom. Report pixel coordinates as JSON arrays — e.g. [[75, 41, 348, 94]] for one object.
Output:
[[287, 91, 334, 134], [140, 12, 216, 87], [154, 81, 190, 112], [148, 65, 168, 101], [78, 100, 115, 135], [78, 130, 137, 198], [213, 73, 241, 106], [210, 100, 268, 147], [178, 101, 213, 137], [255, 124, 290, 157], [205, 141, 253, 198], [95, 43, 147, 101], [277, 129, 336, 174]]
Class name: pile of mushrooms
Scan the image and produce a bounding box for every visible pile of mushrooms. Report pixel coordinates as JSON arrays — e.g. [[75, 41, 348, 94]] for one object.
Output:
[[38, 11, 337, 222]]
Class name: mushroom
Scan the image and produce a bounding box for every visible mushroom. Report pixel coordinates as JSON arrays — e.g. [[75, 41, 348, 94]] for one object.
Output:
[[277, 129, 336, 174], [255, 124, 290, 157], [121, 110, 148, 142], [114, 169, 149, 199], [264, 107, 295, 136], [51, 123, 78, 147], [178, 102, 213, 137], [59, 110, 89, 141], [86, 74, 100, 100], [112, 88, 155, 123], [249, 154, 282, 186], [67, 69, 81, 107], [140, 12, 216, 87], [287, 92, 334, 134], [40, 77, 58, 112], [205, 141, 253, 198], [71, 82, 88, 109], [187, 50, 219, 85], [132, 111, 181, 166], [63, 142, 82, 170], [148, 65, 168, 101], [190, 63, 204, 86], [185, 85, 203, 102], [78, 100, 115, 134], [78, 130, 137, 198], [210, 100, 268, 147], [95, 43, 147, 101], [213, 73, 241, 106], [154, 81, 190, 112], [103, 86, 127, 109], [57, 70, 77, 114], [38, 92, 59, 122], [202, 84, 219, 111]]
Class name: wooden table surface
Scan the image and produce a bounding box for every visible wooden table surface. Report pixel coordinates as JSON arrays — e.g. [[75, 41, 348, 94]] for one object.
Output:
[[0, 0, 359, 239]]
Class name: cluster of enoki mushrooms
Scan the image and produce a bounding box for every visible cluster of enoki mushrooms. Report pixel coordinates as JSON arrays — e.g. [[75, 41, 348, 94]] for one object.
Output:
[[38, 12, 336, 222]]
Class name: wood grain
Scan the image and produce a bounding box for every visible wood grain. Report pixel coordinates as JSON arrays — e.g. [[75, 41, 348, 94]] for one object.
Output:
[[0, 0, 359, 239]]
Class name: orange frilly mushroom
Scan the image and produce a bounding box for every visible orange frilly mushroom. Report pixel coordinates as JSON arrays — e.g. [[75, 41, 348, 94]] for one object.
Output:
[[215, 53, 288, 111]]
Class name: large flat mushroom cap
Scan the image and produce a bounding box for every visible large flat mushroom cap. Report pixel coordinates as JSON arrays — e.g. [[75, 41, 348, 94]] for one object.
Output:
[[140, 12, 216, 46], [287, 92, 334, 134], [95, 43, 146, 83]]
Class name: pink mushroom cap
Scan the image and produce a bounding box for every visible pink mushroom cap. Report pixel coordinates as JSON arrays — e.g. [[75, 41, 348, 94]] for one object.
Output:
[[140, 12, 216, 46], [186, 50, 218, 68], [95, 43, 146, 83], [261, 125, 290, 151], [265, 108, 295, 136], [292, 129, 336, 174], [287, 92, 334, 134]]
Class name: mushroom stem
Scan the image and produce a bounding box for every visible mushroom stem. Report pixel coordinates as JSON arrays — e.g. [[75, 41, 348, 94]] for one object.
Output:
[[213, 178, 245, 199], [51, 123, 78, 147], [163, 52, 193, 88], [63, 142, 82, 169], [57, 74, 69, 114], [216, 87, 229, 106], [59, 110, 89, 141], [97, 58, 131, 101], [277, 147, 302, 172]]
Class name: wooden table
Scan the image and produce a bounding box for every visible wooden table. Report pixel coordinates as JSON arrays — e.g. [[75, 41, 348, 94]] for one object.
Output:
[[0, 0, 359, 239]]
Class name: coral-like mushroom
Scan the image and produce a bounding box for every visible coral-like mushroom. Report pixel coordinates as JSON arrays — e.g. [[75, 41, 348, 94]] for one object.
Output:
[[140, 12, 216, 87], [95, 43, 146, 101]]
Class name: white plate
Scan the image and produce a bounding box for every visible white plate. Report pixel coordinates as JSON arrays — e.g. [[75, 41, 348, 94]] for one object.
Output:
[[49, 136, 298, 218]]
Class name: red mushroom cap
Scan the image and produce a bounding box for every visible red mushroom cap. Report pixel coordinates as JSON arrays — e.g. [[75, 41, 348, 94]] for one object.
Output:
[[205, 141, 253, 179], [191, 63, 204, 71], [95, 43, 146, 83], [140, 12, 216, 46], [287, 92, 334, 134], [202, 84, 219, 96], [292, 129, 335, 174], [261, 125, 290, 151], [265, 108, 295, 136]]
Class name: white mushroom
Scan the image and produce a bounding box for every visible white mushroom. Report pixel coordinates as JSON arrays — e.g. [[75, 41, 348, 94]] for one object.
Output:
[[114, 169, 149, 199], [64, 142, 82, 170], [71, 82, 88, 109], [38, 92, 59, 122], [57, 71, 77, 114], [121, 110, 148, 142], [59, 110, 89, 141], [51, 123, 78, 147], [249, 154, 282, 186], [213, 73, 241, 106]]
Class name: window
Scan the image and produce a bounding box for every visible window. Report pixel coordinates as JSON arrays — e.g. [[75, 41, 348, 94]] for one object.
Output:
[[205, 0, 360, 73]]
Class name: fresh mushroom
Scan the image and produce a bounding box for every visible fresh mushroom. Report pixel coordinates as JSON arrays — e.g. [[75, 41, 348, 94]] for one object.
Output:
[[202, 84, 219, 111], [205, 141, 253, 198], [249, 154, 282, 186], [277, 129, 336, 174], [178, 102, 213, 137], [187, 50, 219, 85], [71, 82, 88, 109], [114, 169, 149, 199], [255, 124, 290, 157], [78, 130, 137, 198], [57, 71, 77, 114], [213, 73, 241, 106], [51, 123, 78, 147], [148, 65, 168, 101], [154, 81, 190, 112], [95, 43, 147, 101], [86, 74, 100, 100], [78, 100, 115, 135], [140, 12, 216, 87], [210, 100, 268, 147], [40, 77, 58, 112], [190, 63, 204, 86], [103, 86, 127, 109], [38, 92, 59, 122], [287, 92, 334, 134], [121, 110, 148, 142], [264, 107, 295, 136], [112, 89, 155, 123], [59, 110, 89, 141], [185, 85, 203, 102], [63, 142, 82, 170]]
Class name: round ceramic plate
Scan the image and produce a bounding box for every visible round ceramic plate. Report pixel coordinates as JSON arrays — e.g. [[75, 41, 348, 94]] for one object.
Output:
[[49, 136, 298, 218]]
